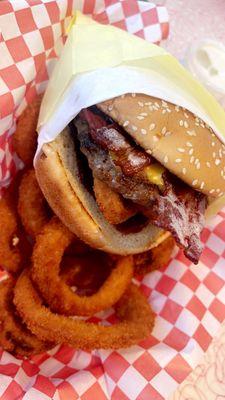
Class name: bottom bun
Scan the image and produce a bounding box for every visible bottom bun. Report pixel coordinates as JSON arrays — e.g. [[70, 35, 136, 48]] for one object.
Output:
[[35, 127, 170, 255]]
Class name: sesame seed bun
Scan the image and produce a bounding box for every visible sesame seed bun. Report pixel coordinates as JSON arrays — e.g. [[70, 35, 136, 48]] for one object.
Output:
[[98, 93, 225, 199], [35, 127, 170, 255]]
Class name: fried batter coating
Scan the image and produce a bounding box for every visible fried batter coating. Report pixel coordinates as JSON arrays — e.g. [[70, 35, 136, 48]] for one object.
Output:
[[93, 178, 136, 225], [13, 95, 42, 166], [18, 169, 50, 237], [0, 175, 32, 273], [31, 217, 134, 316], [0, 278, 53, 357], [134, 236, 175, 276], [14, 271, 155, 350]]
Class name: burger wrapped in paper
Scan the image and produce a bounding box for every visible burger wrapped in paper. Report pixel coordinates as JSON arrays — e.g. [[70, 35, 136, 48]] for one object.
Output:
[[35, 13, 225, 265]]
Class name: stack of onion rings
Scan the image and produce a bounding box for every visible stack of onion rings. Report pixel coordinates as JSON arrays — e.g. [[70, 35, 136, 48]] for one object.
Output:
[[14, 270, 155, 350], [31, 217, 134, 316]]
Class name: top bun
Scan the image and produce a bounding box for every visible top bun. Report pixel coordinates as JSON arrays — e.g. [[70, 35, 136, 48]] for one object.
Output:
[[98, 94, 225, 199]]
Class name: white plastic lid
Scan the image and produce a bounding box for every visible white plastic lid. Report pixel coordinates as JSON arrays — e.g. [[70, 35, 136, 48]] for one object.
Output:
[[185, 39, 225, 103]]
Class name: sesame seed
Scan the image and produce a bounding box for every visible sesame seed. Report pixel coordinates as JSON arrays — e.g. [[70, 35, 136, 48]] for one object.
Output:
[[177, 148, 185, 153], [153, 135, 159, 142], [179, 120, 184, 127], [196, 162, 201, 170], [123, 120, 129, 127], [131, 93, 136, 97], [215, 159, 221, 165], [166, 108, 171, 113], [211, 142, 215, 147], [137, 116, 145, 120], [209, 189, 215, 194], [192, 179, 198, 186], [195, 122, 200, 126], [182, 167, 187, 175], [190, 156, 195, 164], [194, 158, 199, 165], [189, 148, 194, 155], [154, 102, 160, 108], [200, 182, 205, 189], [186, 141, 192, 147], [108, 105, 113, 111], [132, 125, 137, 131], [149, 106, 154, 112], [161, 127, 167, 135], [175, 105, 180, 112], [149, 123, 156, 131], [184, 112, 189, 119], [213, 152, 216, 158], [216, 189, 220, 193], [164, 155, 168, 163], [219, 192, 224, 197], [221, 171, 224, 177], [184, 121, 188, 128], [145, 102, 152, 106], [211, 132, 216, 137], [138, 101, 144, 107], [162, 109, 167, 114], [140, 112, 148, 117], [187, 130, 196, 136], [175, 158, 182, 163], [195, 117, 199, 122], [206, 162, 211, 168], [141, 129, 147, 135], [162, 100, 168, 107], [200, 123, 205, 128], [165, 131, 172, 136], [146, 149, 152, 155]]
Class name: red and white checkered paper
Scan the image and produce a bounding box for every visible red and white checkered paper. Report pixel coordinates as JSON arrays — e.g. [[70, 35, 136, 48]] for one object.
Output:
[[1, 1, 225, 400]]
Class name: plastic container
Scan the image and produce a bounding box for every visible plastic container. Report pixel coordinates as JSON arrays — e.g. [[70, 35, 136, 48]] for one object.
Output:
[[185, 39, 225, 107]]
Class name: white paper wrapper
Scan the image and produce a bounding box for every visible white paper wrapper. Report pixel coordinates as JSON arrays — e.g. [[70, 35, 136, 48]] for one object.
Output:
[[36, 12, 225, 217], [36, 65, 223, 159]]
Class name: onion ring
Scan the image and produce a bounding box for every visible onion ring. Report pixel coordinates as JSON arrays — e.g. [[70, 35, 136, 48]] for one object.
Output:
[[0, 277, 53, 357], [134, 236, 175, 276], [93, 178, 136, 225], [18, 169, 51, 237], [31, 217, 134, 316], [0, 175, 32, 273], [13, 95, 42, 166], [14, 270, 155, 350]]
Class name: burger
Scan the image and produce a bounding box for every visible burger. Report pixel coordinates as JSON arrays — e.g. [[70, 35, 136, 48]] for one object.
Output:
[[35, 93, 225, 264]]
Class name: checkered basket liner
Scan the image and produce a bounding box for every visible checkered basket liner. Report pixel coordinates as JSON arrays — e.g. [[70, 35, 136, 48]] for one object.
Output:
[[1, 1, 225, 400]]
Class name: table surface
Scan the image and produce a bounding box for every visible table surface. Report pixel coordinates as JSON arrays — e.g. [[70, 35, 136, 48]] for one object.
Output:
[[163, 0, 225, 60], [163, 1, 225, 398]]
